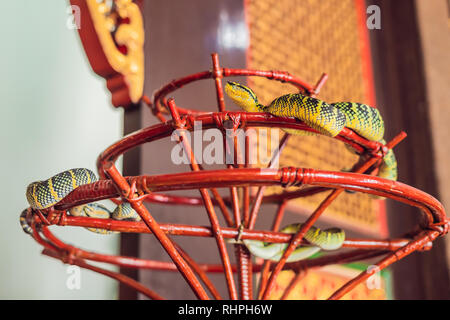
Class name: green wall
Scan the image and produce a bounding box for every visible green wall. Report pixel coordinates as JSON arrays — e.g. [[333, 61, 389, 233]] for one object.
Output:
[[0, 1, 123, 299]]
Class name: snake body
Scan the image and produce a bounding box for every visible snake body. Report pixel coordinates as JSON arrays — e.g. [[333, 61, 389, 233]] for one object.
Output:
[[224, 81, 397, 181], [23, 168, 140, 234], [231, 223, 345, 262], [20, 209, 33, 235], [224, 81, 397, 259]]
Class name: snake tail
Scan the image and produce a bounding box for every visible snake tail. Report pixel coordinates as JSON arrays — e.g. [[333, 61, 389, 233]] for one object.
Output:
[[243, 223, 345, 262], [331, 102, 385, 142], [377, 139, 398, 181], [331, 104, 396, 181], [243, 239, 321, 262], [20, 209, 33, 235], [112, 202, 141, 221]]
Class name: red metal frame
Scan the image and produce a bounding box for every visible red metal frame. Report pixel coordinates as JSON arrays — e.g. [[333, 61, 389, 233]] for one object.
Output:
[[23, 53, 448, 300]]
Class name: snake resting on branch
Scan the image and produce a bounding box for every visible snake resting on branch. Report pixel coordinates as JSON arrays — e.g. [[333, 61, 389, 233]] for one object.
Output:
[[224, 81, 397, 261], [22, 168, 140, 235], [20, 83, 397, 262], [228, 223, 345, 262], [224, 81, 397, 181]]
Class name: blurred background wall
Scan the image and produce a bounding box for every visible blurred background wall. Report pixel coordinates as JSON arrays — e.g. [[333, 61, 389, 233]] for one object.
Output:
[[415, 0, 450, 271], [368, 0, 450, 299], [0, 1, 122, 299]]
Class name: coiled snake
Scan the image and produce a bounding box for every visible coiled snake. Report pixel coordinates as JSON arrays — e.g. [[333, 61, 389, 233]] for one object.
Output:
[[229, 223, 345, 262], [22, 168, 140, 235], [224, 81, 398, 261]]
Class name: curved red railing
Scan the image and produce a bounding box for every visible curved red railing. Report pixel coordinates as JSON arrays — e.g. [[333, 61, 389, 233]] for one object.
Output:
[[22, 53, 448, 300]]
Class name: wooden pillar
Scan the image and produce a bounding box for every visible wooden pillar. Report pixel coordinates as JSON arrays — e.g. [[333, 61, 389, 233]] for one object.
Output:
[[368, 0, 449, 299]]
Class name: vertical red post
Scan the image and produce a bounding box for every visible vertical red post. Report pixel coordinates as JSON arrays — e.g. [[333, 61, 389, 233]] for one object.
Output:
[[168, 98, 238, 299], [211, 53, 226, 112], [104, 162, 210, 300]]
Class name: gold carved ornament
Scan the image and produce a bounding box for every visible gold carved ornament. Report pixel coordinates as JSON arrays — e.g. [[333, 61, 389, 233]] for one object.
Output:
[[85, 0, 144, 105]]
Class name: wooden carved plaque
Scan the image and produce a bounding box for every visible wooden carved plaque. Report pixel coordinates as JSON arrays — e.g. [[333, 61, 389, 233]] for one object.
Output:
[[70, 0, 144, 108]]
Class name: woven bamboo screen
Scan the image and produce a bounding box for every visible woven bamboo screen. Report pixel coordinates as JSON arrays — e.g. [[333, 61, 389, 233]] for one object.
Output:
[[246, 0, 385, 235]]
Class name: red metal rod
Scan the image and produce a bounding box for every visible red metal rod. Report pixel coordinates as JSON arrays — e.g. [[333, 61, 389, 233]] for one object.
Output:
[[31, 222, 63, 254], [286, 249, 389, 272], [256, 74, 327, 292], [35, 207, 444, 297], [37, 215, 419, 251], [256, 75, 327, 296], [142, 94, 167, 122], [234, 244, 253, 300], [311, 73, 329, 97], [150, 66, 317, 117], [222, 116, 252, 299], [222, 68, 314, 93], [138, 185, 332, 208], [248, 133, 290, 230], [27, 54, 449, 299], [241, 131, 252, 298], [39, 218, 391, 274], [196, 165, 234, 226], [193, 133, 234, 227], [42, 248, 164, 300], [209, 188, 234, 227], [328, 229, 442, 300], [24, 60, 449, 301], [243, 133, 251, 226], [257, 201, 288, 299], [261, 131, 409, 299], [229, 185, 241, 227], [231, 184, 251, 299], [94, 113, 381, 180], [172, 242, 222, 300], [32, 223, 164, 299], [36, 217, 393, 276], [280, 269, 307, 300], [215, 61, 243, 290], [168, 99, 238, 300], [104, 163, 210, 300], [55, 169, 445, 230], [211, 53, 226, 112]]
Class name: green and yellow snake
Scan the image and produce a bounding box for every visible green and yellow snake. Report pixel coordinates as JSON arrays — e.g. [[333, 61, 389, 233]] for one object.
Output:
[[22, 168, 140, 235], [229, 223, 345, 262], [224, 81, 398, 261], [224, 81, 397, 181]]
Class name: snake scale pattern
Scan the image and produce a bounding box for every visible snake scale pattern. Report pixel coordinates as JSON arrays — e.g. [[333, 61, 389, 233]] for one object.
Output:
[[224, 81, 397, 180], [229, 223, 345, 262], [224, 81, 399, 261], [22, 168, 140, 235]]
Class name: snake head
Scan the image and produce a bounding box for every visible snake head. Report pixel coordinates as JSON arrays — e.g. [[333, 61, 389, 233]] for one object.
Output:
[[224, 81, 263, 112]]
